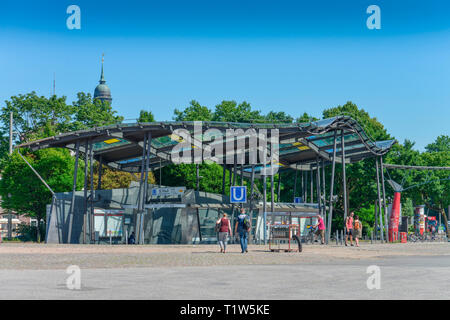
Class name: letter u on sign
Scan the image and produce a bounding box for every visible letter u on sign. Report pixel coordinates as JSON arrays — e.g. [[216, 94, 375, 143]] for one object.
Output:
[[230, 186, 247, 203]]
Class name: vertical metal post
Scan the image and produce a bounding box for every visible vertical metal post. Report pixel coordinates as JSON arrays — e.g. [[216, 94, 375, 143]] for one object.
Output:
[[159, 159, 162, 186], [137, 133, 147, 244], [240, 164, 244, 186], [327, 130, 337, 244], [277, 172, 282, 202], [263, 174, 267, 244], [310, 169, 313, 203], [293, 165, 298, 202], [222, 165, 226, 195], [380, 156, 389, 242], [196, 164, 200, 191], [196, 208, 202, 242], [9, 111, 13, 155], [97, 155, 103, 190], [67, 140, 80, 243], [230, 154, 237, 239], [321, 158, 326, 232], [250, 164, 255, 211], [89, 139, 94, 244], [83, 139, 89, 244], [375, 158, 385, 242], [341, 130, 349, 225], [316, 157, 322, 218], [302, 170, 306, 203], [374, 200, 378, 241], [270, 172, 275, 223], [141, 131, 151, 245], [233, 157, 237, 186]]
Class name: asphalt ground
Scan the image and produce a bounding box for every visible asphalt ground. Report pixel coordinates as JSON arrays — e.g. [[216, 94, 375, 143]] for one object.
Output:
[[0, 242, 448, 299]]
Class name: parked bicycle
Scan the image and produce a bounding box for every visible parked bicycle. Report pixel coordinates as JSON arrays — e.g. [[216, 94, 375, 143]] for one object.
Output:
[[305, 225, 318, 244]]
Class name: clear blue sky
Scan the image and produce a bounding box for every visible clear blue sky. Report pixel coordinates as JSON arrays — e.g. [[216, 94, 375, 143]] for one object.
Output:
[[0, 0, 449, 150]]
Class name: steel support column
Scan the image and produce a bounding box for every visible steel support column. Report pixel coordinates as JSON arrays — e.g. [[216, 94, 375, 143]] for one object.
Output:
[[316, 157, 322, 219], [321, 158, 327, 239], [136, 133, 147, 244], [293, 165, 298, 202], [380, 156, 389, 242], [67, 140, 80, 243], [141, 131, 151, 245], [263, 174, 267, 244], [341, 130, 349, 228], [89, 138, 94, 244], [83, 139, 89, 244], [222, 165, 226, 195], [277, 172, 282, 202], [196, 164, 200, 191], [97, 155, 103, 190], [327, 130, 338, 244], [375, 157, 385, 242], [249, 164, 255, 211], [302, 171, 306, 203], [270, 172, 275, 224]]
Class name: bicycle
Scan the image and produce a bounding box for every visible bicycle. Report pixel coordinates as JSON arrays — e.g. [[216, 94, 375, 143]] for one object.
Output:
[[305, 225, 318, 244]]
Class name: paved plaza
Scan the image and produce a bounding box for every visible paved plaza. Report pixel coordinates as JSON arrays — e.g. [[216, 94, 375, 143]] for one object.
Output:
[[0, 242, 449, 299]]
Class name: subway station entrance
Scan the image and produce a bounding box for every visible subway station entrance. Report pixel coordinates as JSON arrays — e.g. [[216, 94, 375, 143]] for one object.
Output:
[[19, 116, 395, 244]]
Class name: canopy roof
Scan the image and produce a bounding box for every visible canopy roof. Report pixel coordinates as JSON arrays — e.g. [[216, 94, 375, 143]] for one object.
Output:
[[18, 116, 395, 175]]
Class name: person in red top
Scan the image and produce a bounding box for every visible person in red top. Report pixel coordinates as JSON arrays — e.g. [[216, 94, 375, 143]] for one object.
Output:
[[313, 215, 326, 244], [345, 211, 354, 246], [216, 213, 232, 253]]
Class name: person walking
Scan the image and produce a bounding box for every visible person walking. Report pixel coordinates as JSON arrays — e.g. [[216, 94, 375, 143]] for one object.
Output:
[[128, 232, 135, 245], [216, 213, 232, 253], [234, 208, 251, 253], [313, 214, 326, 244], [345, 211, 354, 246], [353, 215, 362, 247]]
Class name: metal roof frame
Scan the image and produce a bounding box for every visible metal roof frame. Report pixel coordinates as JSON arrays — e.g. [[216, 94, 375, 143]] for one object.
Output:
[[17, 116, 396, 174]]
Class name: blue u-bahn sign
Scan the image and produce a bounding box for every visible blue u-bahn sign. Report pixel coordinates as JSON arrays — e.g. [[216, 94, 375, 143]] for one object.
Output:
[[230, 186, 247, 203]]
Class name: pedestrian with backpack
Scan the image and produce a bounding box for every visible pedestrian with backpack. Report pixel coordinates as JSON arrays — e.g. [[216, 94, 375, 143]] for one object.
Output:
[[234, 208, 251, 253], [216, 213, 232, 253], [353, 215, 362, 247]]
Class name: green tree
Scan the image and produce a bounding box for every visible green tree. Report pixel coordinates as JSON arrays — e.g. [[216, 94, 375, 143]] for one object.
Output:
[[425, 135, 450, 153], [323, 101, 390, 141], [71, 92, 123, 130], [173, 100, 213, 121], [138, 110, 155, 122], [296, 112, 319, 123], [0, 93, 73, 159], [213, 100, 263, 123], [264, 111, 294, 123], [0, 92, 127, 241], [0, 148, 83, 242]]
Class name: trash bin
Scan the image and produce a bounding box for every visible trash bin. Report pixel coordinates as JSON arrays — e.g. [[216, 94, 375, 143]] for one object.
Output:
[[400, 232, 407, 243]]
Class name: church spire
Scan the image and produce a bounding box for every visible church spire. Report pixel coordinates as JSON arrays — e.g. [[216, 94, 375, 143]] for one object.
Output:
[[93, 53, 112, 103], [99, 53, 106, 84]]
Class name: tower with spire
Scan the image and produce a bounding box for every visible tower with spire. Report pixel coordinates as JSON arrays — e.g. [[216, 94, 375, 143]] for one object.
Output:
[[93, 53, 112, 103]]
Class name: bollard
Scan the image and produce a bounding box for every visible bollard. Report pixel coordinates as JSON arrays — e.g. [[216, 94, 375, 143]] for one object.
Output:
[[109, 231, 112, 245], [336, 230, 338, 245], [371, 232, 373, 244], [340, 230, 344, 246]]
